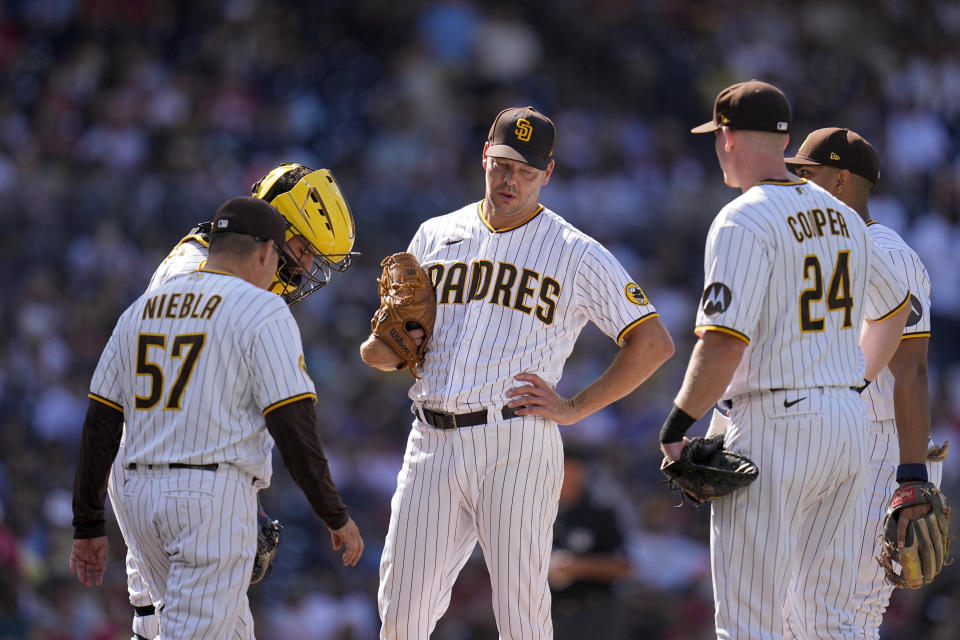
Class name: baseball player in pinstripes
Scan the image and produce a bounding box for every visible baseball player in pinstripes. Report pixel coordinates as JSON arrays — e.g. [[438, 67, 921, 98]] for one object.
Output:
[[658, 81, 912, 639], [70, 197, 363, 639], [783, 128, 945, 638], [101, 164, 358, 640], [360, 106, 675, 639]]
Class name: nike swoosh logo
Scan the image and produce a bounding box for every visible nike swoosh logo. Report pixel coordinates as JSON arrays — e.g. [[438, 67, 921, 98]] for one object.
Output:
[[444, 238, 463, 245], [783, 397, 807, 408]]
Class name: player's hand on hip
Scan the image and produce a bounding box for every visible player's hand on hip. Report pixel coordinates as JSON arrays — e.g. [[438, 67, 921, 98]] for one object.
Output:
[[330, 516, 364, 567], [661, 438, 689, 462], [69, 536, 108, 587], [506, 373, 578, 424]]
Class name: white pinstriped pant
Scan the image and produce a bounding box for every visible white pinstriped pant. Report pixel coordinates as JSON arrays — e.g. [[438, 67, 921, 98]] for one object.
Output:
[[108, 439, 162, 639], [108, 439, 157, 607], [121, 464, 258, 640], [783, 420, 944, 639], [711, 387, 867, 640], [378, 414, 564, 639]]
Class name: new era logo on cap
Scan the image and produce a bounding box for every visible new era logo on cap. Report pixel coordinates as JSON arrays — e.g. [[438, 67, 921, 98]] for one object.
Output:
[[692, 80, 792, 135], [217, 219, 229, 228], [785, 127, 881, 184], [486, 106, 556, 170]]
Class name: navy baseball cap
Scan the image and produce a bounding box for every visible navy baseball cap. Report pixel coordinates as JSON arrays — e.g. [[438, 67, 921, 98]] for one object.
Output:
[[692, 80, 792, 135], [212, 196, 289, 246], [486, 106, 556, 170], [785, 127, 880, 184]]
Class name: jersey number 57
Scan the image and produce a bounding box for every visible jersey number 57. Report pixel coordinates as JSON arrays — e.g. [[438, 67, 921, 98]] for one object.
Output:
[[135, 333, 207, 410]]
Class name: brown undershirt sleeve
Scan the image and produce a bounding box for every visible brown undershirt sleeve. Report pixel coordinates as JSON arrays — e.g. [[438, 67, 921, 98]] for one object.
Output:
[[72, 398, 124, 539]]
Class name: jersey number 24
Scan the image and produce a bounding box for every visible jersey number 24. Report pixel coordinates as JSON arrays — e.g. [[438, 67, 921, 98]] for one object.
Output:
[[799, 250, 853, 332]]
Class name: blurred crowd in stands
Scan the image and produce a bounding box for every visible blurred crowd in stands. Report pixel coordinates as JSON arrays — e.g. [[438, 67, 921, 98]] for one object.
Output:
[[1, 0, 958, 638]]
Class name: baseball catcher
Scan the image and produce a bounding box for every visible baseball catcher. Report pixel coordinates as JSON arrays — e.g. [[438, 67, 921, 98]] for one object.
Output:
[[251, 505, 283, 586], [877, 482, 951, 589], [370, 252, 436, 377], [661, 435, 759, 504]]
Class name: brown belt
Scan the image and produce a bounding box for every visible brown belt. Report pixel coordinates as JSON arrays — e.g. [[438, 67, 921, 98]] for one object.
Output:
[[418, 405, 519, 429]]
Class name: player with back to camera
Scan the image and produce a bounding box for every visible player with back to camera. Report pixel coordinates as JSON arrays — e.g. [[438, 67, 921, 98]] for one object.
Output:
[[784, 127, 949, 638], [360, 105, 675, 639], [95, 163, 358, 640], [69, 196, 364, 639], [658, 80, 912, 639]]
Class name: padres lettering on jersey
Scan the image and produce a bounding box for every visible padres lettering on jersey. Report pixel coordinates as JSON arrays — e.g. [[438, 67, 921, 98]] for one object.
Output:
[[694, 179, 909, 396], [90, 269, 315, 484], [427, 260, 561, 324], [406, 201, 658, 411], [861, 221, 932, 421]]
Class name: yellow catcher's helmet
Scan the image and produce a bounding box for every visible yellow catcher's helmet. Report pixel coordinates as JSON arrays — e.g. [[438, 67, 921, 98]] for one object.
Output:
[[252, 163, 358, 304]]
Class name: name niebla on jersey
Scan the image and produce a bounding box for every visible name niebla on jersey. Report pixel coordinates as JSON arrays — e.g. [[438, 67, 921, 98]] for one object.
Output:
[[426, 259, 560, 325], [787, 206, 850, 243], [141, 292, 223, 320]]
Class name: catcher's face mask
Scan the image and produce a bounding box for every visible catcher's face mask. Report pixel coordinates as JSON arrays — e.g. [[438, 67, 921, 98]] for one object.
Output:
[[254, 166, 359, 305]]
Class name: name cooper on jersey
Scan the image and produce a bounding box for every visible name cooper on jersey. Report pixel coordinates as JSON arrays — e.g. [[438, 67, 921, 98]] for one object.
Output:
[[427, 259, 560, 325], [787, 205, 851, 243], [141, 292, 223, 321]]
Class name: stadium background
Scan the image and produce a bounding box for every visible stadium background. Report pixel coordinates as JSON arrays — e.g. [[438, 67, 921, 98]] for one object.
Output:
[[1, 0, 958, 638]]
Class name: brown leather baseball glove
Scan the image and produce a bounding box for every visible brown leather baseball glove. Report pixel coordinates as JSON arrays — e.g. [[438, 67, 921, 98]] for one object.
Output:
[[371, 252, 436, 377], [660, 435, 759, 504], [877, 482, 951, 589], [250, 505, 282, 585]]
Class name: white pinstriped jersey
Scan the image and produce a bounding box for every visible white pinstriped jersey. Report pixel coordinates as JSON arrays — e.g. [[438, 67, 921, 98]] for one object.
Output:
[[115, 236, 209, 447], [90, 269, 315, 484], [407, 201, 658, 412], [695, 179, 909, 397], [147, 234, 208, 290], [861, 221, 931, 421]]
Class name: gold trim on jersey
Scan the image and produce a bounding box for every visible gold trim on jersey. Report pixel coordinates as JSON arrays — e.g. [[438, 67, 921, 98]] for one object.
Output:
[[873, 292, 911, 322], [173, 234, 209, 250], [617, 312, 659, 345], [902, 332, 931, 340], [476, 201, 544, 233], [695, 325, 750, 344], [757, 178, 806, 186], [198, 267, 240, 279], [89, 393, 123, 412], [263, 392, 318, 415], [865, 220, 878, 227]]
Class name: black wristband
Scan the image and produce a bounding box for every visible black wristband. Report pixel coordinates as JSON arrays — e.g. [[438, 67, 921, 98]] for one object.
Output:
[[896, 463, 928, 484], [660, 405, 696, 444]]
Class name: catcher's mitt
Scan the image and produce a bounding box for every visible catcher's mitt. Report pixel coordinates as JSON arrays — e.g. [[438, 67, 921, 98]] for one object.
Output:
[[251, 506, 283, 586], [660, 435, 759, 504], [877, 482, 951, 589], [371, 252, 436, 377]]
